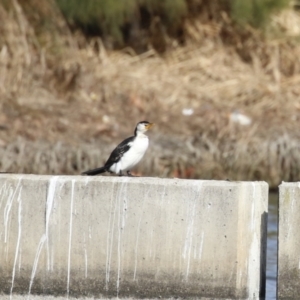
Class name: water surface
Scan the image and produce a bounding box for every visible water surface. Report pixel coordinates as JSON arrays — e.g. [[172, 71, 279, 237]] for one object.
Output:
[[266, 193, 278, 300]]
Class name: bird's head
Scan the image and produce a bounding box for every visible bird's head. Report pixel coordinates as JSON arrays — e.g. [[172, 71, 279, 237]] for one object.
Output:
[[135, 121, 154, 135]]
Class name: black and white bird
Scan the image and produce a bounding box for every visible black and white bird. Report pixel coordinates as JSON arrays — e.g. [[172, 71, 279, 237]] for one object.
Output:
[[82, 121, 154, 176]]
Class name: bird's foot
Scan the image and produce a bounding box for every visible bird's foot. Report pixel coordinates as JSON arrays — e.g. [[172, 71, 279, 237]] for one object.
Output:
[[127, 171, 136, 177]]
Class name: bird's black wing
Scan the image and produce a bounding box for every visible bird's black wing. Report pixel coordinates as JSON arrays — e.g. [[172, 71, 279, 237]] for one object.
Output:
[[104, 136, 134, 168]]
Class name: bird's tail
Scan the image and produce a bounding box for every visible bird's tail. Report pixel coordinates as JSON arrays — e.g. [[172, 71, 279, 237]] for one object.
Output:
[[81, 166, 106, 176]]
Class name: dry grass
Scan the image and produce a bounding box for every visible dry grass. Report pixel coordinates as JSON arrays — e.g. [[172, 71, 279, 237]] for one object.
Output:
[[0, 2, 300, 187]]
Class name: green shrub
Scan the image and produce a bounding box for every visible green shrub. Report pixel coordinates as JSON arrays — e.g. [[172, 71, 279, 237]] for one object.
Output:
[[56, 0, 188, 45], [56, 0, 136, 42], [142, 0, 187, 24], [55, 0, 291, 49], [230, 0, 290, 28]]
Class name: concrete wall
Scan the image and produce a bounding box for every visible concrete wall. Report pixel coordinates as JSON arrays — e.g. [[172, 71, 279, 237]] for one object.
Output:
[[278, 182, 300, 299], [0, 175, 268, 299]]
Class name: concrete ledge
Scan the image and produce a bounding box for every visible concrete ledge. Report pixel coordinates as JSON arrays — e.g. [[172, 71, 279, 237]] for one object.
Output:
[[0, 175, 268, 299], [278, 182, 300, 299]]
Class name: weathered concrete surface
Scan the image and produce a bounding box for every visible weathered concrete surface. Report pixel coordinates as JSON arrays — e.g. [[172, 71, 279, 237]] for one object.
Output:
[[278, 182, 300, 299], [0, 175, 268, 299]]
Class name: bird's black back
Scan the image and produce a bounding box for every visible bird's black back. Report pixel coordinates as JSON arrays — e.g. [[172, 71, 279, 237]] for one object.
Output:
[[104, 136, 135, 168]]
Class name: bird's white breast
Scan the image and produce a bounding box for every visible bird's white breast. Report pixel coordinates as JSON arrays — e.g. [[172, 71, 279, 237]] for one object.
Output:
[[120, 135, 149, 171]]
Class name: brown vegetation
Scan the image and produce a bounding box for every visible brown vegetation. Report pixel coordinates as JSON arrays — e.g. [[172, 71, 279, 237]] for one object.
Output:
[[0, 0, 300, 188]]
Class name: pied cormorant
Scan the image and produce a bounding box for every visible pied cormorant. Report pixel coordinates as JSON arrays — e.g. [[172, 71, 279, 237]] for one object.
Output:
[[82, 121, 154, 176]]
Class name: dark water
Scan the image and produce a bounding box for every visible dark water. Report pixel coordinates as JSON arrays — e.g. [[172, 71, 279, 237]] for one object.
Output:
[[266, 193, 278, 300]]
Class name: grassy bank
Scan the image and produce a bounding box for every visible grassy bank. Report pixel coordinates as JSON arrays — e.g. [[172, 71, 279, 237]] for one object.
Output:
[[0, 1, 300, 188]]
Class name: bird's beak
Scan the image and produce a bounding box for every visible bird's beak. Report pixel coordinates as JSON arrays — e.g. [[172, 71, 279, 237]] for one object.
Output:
[[147, 123, 154, 129]]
